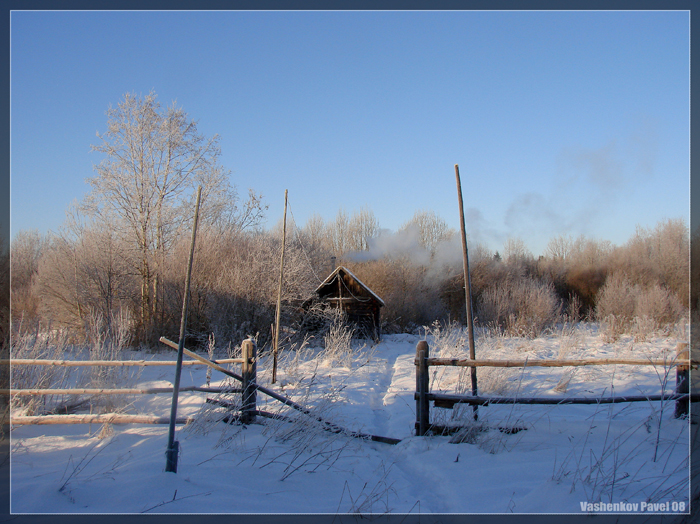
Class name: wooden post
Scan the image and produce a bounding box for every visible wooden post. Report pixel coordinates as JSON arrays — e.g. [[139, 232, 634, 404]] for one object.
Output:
[[272, 189, 288, 384], [455, 164, 478, 420], [241, 338, 257, 424], [165, 186, 201, 474], [675, 342, 689, 419], [415, 341, 430, 436]]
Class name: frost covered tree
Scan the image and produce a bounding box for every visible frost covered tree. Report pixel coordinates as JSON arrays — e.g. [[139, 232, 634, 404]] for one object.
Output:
[[400, 210, 455, 256], [348, 206, 380, 252], [10, 229, 46, 328], [85, 91, 265, 338], [0, 232, 8, 347]]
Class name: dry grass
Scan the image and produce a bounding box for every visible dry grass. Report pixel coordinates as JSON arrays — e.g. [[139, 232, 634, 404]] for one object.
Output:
[[10, 328, 75, 416], [10, 309, 139, 417]]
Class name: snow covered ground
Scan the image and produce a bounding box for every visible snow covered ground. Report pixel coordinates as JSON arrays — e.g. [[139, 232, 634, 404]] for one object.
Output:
[[8, 323, 694, 516]]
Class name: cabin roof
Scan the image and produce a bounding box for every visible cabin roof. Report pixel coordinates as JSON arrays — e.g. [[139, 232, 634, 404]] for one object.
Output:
[[315, 266, 385, 307]]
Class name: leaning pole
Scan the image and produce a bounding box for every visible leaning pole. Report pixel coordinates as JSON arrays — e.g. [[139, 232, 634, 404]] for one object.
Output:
[[272, 189, 288, 384], [165, 186, 202, 473], [454, 164, 478, 420]]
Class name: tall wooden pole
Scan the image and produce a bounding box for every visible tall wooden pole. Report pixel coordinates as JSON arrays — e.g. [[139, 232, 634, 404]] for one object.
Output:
[[272, 189, 288, 384], [455, 165, 478, 420], [165, 186, 201, 473]]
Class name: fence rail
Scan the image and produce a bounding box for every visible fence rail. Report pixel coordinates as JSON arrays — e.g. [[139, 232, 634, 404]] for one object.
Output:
[[4, 358, 244, 367], [5, 386, 239, 396], [421, 356, 698, 368], [415, 341, 693, 436], [11, 414, 195, 426]]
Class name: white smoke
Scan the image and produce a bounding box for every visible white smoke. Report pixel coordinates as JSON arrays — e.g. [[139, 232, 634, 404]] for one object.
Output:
[[347, 225, 432, 266], [346, 222, 489, 287]]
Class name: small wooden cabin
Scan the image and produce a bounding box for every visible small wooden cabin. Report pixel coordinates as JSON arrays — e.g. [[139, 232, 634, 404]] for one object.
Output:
[[313, 266, 384, 341]]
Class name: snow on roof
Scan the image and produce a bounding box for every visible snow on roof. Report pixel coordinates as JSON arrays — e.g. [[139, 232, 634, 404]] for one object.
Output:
[[315, 266, 385, 307]]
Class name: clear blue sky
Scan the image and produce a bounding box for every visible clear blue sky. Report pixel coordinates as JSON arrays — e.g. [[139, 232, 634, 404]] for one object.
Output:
[[10, 10, 690, 257]]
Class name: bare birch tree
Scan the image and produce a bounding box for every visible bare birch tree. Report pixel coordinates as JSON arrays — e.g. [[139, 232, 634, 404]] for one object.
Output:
[[348, 206, 379, 252], [85, 91, 264, 339]]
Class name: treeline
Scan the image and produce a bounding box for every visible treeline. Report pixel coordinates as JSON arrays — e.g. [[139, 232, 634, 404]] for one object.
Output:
[[10, 207, 690, 349], [6, 91, 691, 350]]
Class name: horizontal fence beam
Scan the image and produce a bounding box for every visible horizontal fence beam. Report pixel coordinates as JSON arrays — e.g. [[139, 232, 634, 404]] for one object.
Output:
[[5, 386, 240, 396], [421, 357, 697, 368], [421, 392, 700, 407], [10, 414, 195, 426], [3, 358, 244, 367]]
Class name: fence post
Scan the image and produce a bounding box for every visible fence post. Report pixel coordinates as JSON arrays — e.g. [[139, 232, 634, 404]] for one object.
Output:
[[415, 341, 430, 436], [675, 342, 689, 419], [241, 339, 257, 424]]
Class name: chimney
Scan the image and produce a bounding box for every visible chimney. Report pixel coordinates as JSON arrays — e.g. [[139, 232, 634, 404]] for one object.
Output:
[[330, 255, 337, 272]]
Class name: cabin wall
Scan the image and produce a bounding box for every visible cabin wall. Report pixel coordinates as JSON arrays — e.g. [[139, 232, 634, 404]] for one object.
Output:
[[313, 269, 383, 341]]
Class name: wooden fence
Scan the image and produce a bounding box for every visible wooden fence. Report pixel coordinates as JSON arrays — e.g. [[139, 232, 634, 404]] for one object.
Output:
[[8, 338, 402, 444], [414, 340, 697, 436], [8, 339, 258, 426]]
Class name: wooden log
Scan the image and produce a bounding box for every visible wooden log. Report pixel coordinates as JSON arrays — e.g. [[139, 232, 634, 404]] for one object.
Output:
[[416, 341, 430, 436], [241, 338, 257, 424], [4, 358, 243, 367], [6, 386, 241, 396], [422, 357, 696, 368], [422, 392, 699, 406], [11, 414, 195, 425], [675, 342, 690, 418]]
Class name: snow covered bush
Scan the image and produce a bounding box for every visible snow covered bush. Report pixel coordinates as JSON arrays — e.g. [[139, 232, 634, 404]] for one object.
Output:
[[477, 277, 561, 338], [596, 273, 686, 341]]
